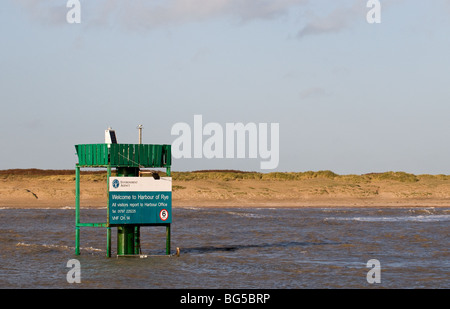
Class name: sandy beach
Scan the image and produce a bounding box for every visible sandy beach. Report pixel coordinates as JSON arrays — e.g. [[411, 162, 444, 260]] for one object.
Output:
[[1, 169, 450, 208]]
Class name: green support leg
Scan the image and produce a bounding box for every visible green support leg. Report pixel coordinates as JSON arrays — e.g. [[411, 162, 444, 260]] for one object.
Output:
[[134, 226, 140, 255], [75, 227, 80, 255], [166, 224, 171, 255], [116, 167, 140, 256], [117, 225, 135, 255], [106, 165, 111, 257], [107, 227, 111, 258], [75, 165, 80, 255], [166, 167, 171, 255]]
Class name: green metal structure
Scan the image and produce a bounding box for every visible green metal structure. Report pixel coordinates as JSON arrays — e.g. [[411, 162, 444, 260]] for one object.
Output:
[[74, 143, 172, 257]]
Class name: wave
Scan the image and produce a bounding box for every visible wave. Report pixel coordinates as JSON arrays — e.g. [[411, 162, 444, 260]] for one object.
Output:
[[325, 214, 450, 223], [0, 206, 103, 210], [225, 211, 268, 219], [180, 206, 202, 211], [16, 242, 104, 252]]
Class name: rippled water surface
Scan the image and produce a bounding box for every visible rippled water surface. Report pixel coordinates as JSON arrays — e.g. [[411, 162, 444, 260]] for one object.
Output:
[[0, 207, 448, 288]]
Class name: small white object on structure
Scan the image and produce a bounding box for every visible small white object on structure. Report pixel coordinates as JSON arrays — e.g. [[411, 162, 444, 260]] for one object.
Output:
[[105, 127, 118, 144]]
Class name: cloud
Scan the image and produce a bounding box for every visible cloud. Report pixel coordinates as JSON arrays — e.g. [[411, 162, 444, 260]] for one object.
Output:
[[299, 87, 331, 99], [297, 1, 365, 39], [16, 0, 68, 26], [15, 0, 309, 30], [92, 0, 310, 31], [295, 0, 407, 39], [14, 0, 405, 38]]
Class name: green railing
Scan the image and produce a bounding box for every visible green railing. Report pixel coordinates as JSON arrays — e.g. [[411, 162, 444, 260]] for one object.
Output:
[[75, 144, 171, 168]]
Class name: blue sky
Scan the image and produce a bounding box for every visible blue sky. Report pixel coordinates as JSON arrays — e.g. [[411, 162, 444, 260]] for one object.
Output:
[[1, 0, 450, 174]]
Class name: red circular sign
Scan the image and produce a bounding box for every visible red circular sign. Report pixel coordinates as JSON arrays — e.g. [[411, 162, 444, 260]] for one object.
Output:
[[159, 209, 169, 221]]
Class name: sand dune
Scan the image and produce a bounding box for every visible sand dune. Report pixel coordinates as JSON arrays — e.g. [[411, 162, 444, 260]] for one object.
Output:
[[1, 170, 450, 208]]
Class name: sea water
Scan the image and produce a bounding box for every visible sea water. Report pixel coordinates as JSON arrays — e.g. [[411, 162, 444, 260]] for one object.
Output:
[[0, 207, 448, 288]]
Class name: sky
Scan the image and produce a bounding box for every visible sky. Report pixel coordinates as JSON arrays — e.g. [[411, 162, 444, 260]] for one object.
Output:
[[1, 0, 450, 174]]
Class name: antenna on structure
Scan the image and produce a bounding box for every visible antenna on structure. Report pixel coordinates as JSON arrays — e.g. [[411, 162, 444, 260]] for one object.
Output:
[[137, 124, 143, 144]]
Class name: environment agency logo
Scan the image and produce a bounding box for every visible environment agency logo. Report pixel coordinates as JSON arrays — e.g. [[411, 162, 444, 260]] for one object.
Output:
[[112, 179, 120, 189]]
